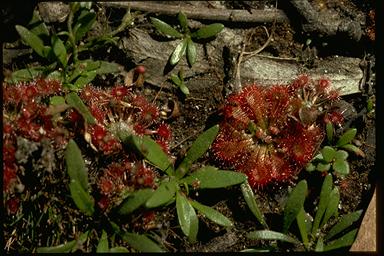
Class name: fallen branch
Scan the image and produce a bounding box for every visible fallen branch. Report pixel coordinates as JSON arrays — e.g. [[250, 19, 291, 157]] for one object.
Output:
[[99, 1, 289, 23]]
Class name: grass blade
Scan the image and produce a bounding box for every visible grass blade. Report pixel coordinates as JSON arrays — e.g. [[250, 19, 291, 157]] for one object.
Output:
[[323, 228, 358, 251], [324, 210, 363, 241], [247, 230, 299, 244], [321, 187, 340, 227], [296, 207, 310, 249], [312, 174, 332, 235], [283, 180, 307, 233]]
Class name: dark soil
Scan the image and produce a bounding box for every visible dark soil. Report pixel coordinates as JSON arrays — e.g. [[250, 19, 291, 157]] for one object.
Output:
[[2, 0, 376, 252]]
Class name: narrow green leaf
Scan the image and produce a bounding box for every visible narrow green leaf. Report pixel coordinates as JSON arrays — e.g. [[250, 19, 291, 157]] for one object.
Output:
[[191, 23, 224, 39], [246, 230, 299, 244], [179, 83, 190, 95], [170, 74, 182, 87], [176, 191, 198, 242], [178, 12, 189, 33], [325, 210, 363, 241], [336, 128, 357, 147], [170, 38, 187, 66], [315, 237, 324, 251], [296, 207, 309, 249], [326, 122, 334, 143], [96, 61, 122, 74], [96, 230, 109, 253], [74, 11, 96, 42], [150, 17, 183, 38], [8, 67, 45, 83], [109, 247, 130, 252], [283, 180, 307, 233], [37, 240, 76, 253], [321, 146, 336, 163], [145, 179, 177, 208], [312, 174, 332, 235], [181, 166, 247, 189], [323, 228, 358, 251], [15, 25, 46, 58], [120, 232, 165, 252], [129, 135, 174, 176], [65, 140, 89, 190], [36, 231, 89, 253], [240, 182, 267, 228], [186, 38, 197, 66], [50, 96, 66, 105], [65, 139, 94, 216], [333, 159, 349, 175], [73, 70, 97, 89], [28, 10, 50, 37], [340, 144, 365, 157], [118, 188, 153, 215], [66, 92, 96, 124], [176, 125, 219, 178], [321, 187, 340, 228], [52, 34, 67, 67], [190, 200, 233, 227]]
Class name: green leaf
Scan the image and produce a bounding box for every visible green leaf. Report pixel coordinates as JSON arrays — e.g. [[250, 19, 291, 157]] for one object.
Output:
[[50, 96, 66, 105], [96, 61, 122, 75], [145, 179, 177, 208], [52, 34, 67, 67], [118, 188, 153, 215], [36, 231, 89, 253], [186, 37, 197, 66], [333, 159, 349, 175], [129, 135, 174, 176], [240, 182, 267, 228], [178, 12, 189, 33], [246, 230, 298, 244], [65, 140, 94, 216], [176, 191, 198, 242], [334, 150, 348, 160], [321, 146, 336, 163], [73, 70, 97, 88], [66, 92, 96, 124], [323, 228, 358, 251], [191, 23, 224, 39], [28, 10, 50, 37], [316, 162, 331, 172], [170, 38, 187, 66], [109, 247, 130, 252], [96, 230, 109, 253], [321, 187, 340, 227], [150, 17, 183, 38], [190, 200, 233, 227], [326, 122, 334, 143], [312, 174, 332, 235], [120, 232, 165, 252], [176, 125, 219, 178], [8, 67, 45, 83], [47, 70, 63, 81], [15, 25, 47, 58], [325, 210, 363, 241], [296, 207, 309, 249], [340, 144, 365, 157], [336, 128, 357, 147], [181, 166, 247, 189], [74, 11, 96, 42], [315, 237, 324, 251], [170, 74, 182, 86], [305, 162, 316, 172], [283, 180, 307, 233], [179, 82, 190, 95]]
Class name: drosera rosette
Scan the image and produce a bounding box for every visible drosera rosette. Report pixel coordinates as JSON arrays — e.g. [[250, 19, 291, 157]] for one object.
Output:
[[212, 75, 343, 189], [78, 84, 172, 155]]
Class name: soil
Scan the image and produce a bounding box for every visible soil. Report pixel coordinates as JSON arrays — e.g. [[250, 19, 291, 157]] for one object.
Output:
[[2, 0, 376, 253]]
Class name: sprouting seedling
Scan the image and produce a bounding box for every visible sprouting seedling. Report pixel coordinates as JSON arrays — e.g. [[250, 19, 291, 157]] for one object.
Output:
[[150, 12, 224, 67], [170, 68, 189, 95], [10, 2, 131, 89], [116, 125, 247, 243], [244, 175, 363, 252], [306, 127, 365, 176]]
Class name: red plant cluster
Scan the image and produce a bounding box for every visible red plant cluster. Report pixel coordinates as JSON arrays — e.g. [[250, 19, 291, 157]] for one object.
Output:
[[97, 158, 157, 211], [212, 75, 342, 188]]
